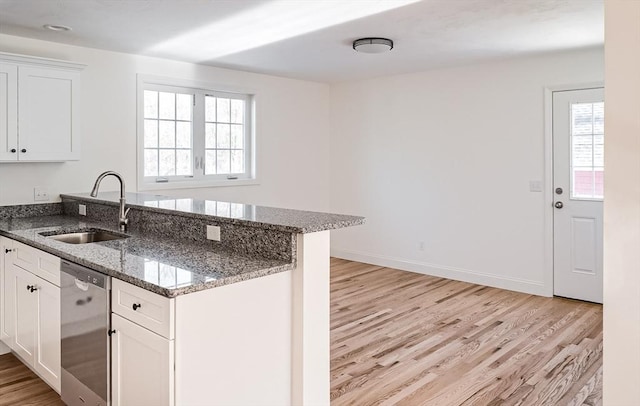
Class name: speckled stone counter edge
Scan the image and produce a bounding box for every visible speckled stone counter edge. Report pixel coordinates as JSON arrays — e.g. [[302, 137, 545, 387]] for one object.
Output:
[[61, 193, 365, 234], [0, 203, 62, 218], [0, 229, 294, 297]]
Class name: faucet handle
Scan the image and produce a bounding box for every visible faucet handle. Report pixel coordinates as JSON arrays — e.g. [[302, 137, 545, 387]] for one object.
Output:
[[124, 207, 131, 217]]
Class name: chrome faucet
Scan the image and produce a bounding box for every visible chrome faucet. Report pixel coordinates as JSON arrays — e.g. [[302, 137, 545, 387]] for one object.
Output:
[[90, 171, 130, 232]]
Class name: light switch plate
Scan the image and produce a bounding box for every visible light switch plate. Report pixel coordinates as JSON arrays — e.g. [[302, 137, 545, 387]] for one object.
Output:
[[529, 180, 543, 193], [79, 204, 87, 216], [207, 225, 221, 241]]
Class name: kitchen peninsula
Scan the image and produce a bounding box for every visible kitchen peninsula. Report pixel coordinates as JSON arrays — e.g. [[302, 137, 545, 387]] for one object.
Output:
[[0, 192, 364, 406]]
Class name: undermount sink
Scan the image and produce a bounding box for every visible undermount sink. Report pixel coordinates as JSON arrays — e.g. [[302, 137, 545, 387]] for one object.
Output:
[[40, 229, 129, 244]]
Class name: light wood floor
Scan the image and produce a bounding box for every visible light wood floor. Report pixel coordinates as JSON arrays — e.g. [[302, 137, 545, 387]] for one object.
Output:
[[330, 258, 603, 406], [0, 353, 64, 406], [0, 259, 603, 405]]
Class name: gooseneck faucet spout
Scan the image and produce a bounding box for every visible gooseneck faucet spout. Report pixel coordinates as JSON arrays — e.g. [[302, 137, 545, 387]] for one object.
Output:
[[90, 171, 130, 232]]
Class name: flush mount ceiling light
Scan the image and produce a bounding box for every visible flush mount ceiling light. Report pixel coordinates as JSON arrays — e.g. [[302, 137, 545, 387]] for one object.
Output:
[[43, 24, 72, 32], [352, 37, 393, 54]]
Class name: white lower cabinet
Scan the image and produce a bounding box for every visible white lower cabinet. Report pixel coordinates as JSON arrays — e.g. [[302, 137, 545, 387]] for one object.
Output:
[[111, 313, 174, 406], [0, 237, 14, 344], [0, 238, 61, 393], [10, 264, 61, 392]]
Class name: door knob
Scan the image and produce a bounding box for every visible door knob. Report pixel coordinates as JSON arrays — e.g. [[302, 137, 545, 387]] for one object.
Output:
[[132, 303, 142, 311], [555, 187, 563, 195], [555, 201, 564, 209], [21, 149, 26, 153], [10, 149, 16, 153]]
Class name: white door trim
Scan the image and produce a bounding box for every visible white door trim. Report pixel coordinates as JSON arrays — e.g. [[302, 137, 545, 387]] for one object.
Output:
[[543, 82, 604, 298]]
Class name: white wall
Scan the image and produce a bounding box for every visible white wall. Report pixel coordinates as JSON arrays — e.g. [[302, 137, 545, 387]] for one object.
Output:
[[0, 34, 331, 212], [329, 48, 604, 294], [603, 1, 640, 403]]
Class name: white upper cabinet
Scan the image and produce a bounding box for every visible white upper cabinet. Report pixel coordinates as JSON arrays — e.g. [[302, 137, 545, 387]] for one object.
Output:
[[0, 52, 85, 162]]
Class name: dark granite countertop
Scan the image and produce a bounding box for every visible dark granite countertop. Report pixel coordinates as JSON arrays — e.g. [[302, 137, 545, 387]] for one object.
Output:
[[0, 215, 293, 298], [61, 192, 365, 233]]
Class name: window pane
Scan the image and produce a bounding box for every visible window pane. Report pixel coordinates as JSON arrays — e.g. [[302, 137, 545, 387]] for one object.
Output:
[[159, 121, 175, 148], [205, 96, 215, 122], [205, 150, 216, 175], [144, 149, 158, 176], [176, 149, 192, 176], [159, 150, 176, 176], [231, 150, 244, 173], [176, 94, 192, 121], [572, 135, 593, 167], [595, 168, 604, 198], [144, 119, 158, 148], [205, 123, 215, 149], [217, 150, 230, 174], [217, 124, 230, 148], [231, 99, 244, 124], [159, 92, 175, 120], [573, 169, 595, 198], [572, 103, 593, 135], [176, 122, 191, 148], [231, 124, 243, 149], [594, 134, 604, 167], [217, 98, 231, 123], [144, 91, 158, 119], [593, 102, 604, 134]]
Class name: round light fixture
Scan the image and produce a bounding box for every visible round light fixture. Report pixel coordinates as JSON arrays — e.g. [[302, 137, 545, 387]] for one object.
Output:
[[352, 37, 393, 54], [43, 24, 72, 32]]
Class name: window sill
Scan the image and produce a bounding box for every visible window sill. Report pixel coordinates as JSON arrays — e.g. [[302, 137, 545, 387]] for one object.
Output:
[[138, 178, 260, 191]]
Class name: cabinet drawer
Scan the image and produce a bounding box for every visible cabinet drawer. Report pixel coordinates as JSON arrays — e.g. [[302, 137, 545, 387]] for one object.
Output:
[[112, 279, 174, 339], [11, 240, 60, 287]]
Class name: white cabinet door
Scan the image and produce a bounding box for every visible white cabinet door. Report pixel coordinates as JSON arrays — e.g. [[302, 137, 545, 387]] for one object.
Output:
[[0, 238, 15, 346], [7, 262, 61, 391], [12, 265, 37, 364], [112, 314, 174, 406], [0, 63, 18, 161], [34, 276, 61, 392], [17, 66, 80, 161]]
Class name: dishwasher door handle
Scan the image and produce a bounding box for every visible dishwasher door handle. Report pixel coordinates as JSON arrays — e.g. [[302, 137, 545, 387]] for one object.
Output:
[[75, 279, 90, 291]]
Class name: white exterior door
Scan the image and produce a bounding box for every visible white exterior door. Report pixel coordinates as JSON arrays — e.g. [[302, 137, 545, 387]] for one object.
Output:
[[553, 88, 604, 303]]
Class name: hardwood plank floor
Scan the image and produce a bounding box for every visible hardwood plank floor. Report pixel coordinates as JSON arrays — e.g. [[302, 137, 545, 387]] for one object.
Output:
[[0, 353, 63, 406], [330, 258, 603, 406], [0, 258, 603, 405]]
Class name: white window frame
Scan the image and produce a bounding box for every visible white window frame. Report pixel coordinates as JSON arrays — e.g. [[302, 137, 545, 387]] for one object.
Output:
[[136, 74, 257, 191]]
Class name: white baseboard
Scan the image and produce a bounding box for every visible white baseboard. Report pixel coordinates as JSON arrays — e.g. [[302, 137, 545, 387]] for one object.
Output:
[[331, 248, 550, 297], [0, 341, 10, 355]]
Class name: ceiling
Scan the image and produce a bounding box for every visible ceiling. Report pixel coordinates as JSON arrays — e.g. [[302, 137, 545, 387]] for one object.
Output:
[[0, 0, 604, 83]]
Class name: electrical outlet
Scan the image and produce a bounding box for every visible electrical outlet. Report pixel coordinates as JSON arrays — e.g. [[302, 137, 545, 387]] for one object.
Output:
[[79, 204, 87, 216], [34, 187, 49, 202], [207, 225, 221, 241]]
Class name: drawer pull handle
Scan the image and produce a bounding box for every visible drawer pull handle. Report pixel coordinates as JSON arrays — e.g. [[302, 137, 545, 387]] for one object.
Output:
[[10, 149, 16, 153], [108, 329, 116, 336], [132, 303, 142, 311], [21, 149, 26, 153], [4, 248, 13, 253], [26, 285, 37, 293]]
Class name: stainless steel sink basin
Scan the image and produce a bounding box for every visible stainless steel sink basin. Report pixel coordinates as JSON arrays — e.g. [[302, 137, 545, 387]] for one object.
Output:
[[41, 229, 129, 244]]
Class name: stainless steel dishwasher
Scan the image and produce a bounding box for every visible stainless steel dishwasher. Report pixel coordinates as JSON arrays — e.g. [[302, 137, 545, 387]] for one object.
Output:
[[60, 260, 111, 406]]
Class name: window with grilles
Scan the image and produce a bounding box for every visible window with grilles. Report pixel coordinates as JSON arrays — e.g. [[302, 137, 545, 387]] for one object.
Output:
[[138, 79, 254, 189]]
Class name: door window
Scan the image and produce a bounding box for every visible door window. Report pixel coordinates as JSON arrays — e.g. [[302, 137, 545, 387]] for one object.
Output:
[[570, 102, 604, 200]]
